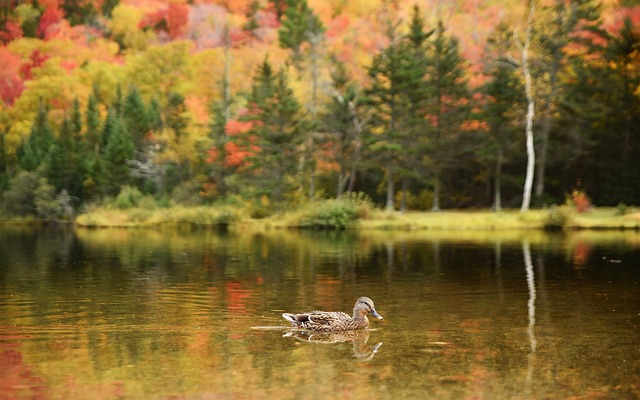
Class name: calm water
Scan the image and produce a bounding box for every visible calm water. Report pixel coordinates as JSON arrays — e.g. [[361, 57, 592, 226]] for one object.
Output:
[[0, 225, 639, 399]]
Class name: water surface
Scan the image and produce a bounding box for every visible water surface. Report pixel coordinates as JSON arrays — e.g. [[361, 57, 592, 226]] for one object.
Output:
[[0, 225, 639, 399]]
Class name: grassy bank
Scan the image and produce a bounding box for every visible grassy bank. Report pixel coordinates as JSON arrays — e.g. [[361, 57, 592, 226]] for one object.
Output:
[[67, 201, 640, 231]]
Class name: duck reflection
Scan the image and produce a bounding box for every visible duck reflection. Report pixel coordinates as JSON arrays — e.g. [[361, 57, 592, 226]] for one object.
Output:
[[283, 329, 383, 361]]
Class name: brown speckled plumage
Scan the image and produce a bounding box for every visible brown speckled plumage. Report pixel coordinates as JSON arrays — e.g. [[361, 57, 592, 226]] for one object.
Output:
[[282, 297, 383, 332]]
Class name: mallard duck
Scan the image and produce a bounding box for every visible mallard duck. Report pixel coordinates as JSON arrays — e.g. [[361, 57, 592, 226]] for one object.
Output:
[[282, 296, 383, 332]]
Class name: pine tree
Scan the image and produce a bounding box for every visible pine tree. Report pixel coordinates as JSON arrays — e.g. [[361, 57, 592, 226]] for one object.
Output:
[[278, 0, 324, 67], [423, 20, 470, 211], [18, 102, 55, 172], [85, 92, 101, 152], [48, 114, 85, 201], [243, 58, 303, 203], [480, 22, 525, 210], [122, 85, 151, 151], [365, 23, 419, 211], [321, 58, 363, 198], [101, 112, 134, 195]]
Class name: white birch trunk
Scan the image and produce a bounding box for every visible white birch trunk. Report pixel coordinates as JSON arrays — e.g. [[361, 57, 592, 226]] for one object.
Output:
[[520, 0, 536, 213]]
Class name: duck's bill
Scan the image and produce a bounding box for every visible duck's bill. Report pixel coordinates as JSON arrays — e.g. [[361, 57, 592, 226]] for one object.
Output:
[[371, 309, 383, 319]]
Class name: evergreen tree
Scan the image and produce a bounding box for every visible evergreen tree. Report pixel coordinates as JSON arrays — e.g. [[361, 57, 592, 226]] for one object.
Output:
[[321, 58, 363, 198], [122, 85, 151, 151], [562, 15, 640, 205], [278, 0, 324, 67], [243, 58, 303, 203], [365, 23, 418, 211], [18, 102, 55, 172], [165, 92, 189, 140], [48, 114, 85, 201], [479, 22, 525, 210], [423, 20, 470, 210], [101, 112, 134, 195], [85, 92, 102, 152]]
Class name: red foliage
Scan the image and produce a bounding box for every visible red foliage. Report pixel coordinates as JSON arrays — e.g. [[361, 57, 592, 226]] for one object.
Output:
[[140, 3, 190, 40], [20, 50, 49, 80], [0, 20, 23, 44], [37, 6, 64, 39], [0, 49, 24, 106], [165, 3, 189, 39]]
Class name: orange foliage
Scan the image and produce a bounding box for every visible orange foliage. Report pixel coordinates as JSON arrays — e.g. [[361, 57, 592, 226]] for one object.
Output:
[[0, 49, 24, 106]]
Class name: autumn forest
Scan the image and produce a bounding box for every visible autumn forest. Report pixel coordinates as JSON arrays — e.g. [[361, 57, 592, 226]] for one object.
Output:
[[1, 0, 639, 219]]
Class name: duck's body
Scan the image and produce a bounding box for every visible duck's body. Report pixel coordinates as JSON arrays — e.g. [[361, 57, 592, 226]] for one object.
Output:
[[282, 297, 383, 332]]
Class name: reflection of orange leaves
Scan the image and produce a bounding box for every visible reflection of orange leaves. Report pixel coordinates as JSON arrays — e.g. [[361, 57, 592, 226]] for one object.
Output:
[[224, 281, 253, 315], [0, 350, 45, 398], [572, 242, 591, 268]]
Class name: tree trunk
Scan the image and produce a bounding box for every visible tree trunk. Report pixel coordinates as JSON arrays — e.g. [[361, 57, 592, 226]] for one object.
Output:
[[385, 168, 394, 211], [431, 169, 441, 211], [520, 0, 536, 213], [400, 178, 408, 213], [493, 147, 503, 211]]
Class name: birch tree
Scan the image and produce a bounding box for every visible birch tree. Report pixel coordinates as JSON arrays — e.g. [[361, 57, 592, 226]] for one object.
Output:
[[520, 0, 536, 212]]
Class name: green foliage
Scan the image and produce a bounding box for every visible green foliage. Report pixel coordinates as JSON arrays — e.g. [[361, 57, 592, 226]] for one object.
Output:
[[298, 199, 360, 229], [543, 205, 571, 230], [2, 171, 40, 216], [113, 185, 145, 209]]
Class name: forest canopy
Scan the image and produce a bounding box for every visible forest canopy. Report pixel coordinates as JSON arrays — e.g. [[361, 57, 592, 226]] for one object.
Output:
[[0, 0, 639, 219]]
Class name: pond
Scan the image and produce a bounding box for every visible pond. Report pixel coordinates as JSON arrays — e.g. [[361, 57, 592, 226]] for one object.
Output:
[[0, 225, 639, 399]]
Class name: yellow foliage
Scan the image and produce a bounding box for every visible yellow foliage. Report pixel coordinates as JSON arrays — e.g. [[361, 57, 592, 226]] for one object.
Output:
[[110, 4, 153, 52]]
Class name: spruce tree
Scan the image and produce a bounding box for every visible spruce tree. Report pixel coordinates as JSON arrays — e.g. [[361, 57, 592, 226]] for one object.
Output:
[[85, 92, 102, 152], [423, 20, 470, 211], [122, 85, 151, 151], [365, 23, 417, 211], [321, 58, 362, 198], [101, 112, 134, 195], [243, 58, 303, 203], [18, 102, 55, 172], [48, 114, 85, 201]]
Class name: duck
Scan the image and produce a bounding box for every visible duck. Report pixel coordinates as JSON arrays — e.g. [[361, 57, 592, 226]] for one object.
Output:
[[282, 296, 383, 332]]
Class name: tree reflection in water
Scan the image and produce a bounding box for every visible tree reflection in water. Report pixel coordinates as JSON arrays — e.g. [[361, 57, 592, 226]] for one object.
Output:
[[283, 329, 383, 361]]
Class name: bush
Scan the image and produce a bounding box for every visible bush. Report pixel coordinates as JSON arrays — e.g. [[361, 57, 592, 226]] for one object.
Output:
[[299, 199, 360, 229], [113, 185, 144, 209], [544, 205, 571, 230]]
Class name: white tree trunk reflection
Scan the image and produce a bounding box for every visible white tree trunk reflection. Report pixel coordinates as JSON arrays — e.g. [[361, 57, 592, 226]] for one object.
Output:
[[523, 240, 537, 393]]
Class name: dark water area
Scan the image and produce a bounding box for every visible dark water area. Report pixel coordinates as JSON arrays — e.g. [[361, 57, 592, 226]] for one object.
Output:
[[0, 225, 639, 399]]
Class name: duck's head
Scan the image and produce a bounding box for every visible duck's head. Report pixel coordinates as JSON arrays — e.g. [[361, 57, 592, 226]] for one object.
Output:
[[354, 296, 383, 320]]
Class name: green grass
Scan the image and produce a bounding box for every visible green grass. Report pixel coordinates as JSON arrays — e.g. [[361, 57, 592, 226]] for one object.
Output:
[[44, 202, 640, 230]]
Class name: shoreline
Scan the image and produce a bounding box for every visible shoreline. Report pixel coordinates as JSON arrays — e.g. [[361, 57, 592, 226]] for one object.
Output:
[[2, 207, 640, 231]]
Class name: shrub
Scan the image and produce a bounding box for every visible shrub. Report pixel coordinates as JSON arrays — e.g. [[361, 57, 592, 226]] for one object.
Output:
[[299, 199, 359, 229], [114, 185, 144, 209], [616, 203, 629, 216], [544, 205, 571, 230]]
